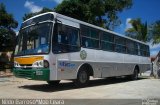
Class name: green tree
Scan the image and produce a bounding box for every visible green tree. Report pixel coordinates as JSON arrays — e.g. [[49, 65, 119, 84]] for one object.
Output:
[[125, 18, 149, 42], [55, 0, 86, 22], [22, 0, 132, 30], [0, 3, 18, 51], [55, 0, 132, 30], [150, 20, 160, 44], [23, 7, 53, 21]]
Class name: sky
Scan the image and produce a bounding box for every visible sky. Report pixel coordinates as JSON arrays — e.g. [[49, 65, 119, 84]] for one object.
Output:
[[0, 0, 160, 56]]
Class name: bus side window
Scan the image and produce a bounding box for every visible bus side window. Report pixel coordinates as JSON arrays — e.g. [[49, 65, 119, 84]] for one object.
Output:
[[138, 43, 140, 55], [85, 41, 89, 47], [68, 29, 78, 46], [58, 34, 61, 43], [82, 37, 90, 48], [52, 23, 80, 53]]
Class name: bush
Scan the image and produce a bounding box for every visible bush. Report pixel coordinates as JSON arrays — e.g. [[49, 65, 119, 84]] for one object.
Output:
[[0, 52, 10, 71]]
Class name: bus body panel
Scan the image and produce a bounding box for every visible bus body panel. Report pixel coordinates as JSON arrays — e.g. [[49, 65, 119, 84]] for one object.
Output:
[[52, 48, 151, 80]]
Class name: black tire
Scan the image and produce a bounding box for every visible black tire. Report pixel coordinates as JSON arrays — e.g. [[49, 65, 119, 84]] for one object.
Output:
[[126, 68, 139, 80], [74, 69, 89, 87], [47, 80, 60, 86], [131, 68, 139, 80]]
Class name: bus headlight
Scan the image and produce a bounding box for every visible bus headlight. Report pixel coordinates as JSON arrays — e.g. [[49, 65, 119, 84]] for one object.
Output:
[[14, 61, 20, 67], [44, 60, 49, 68], [32, 60, 43, 68]]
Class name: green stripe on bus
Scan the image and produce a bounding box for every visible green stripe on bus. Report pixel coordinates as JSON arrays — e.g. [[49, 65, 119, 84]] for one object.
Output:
[[13, 68, 50, 81]]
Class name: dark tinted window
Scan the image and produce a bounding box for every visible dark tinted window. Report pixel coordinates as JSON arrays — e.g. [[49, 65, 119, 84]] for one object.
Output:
[[81, 25, 89, 37], [81, 25, 100, 49], [82, 37, 99, 48], [52, 24, 80, 53], [126, 40, 138, 55], [115, 36, 126, 45], [81, 25, 99, 39], [101, 32, 114, 51], [101, 32, 114, 42], [101, 42, 114, 51], [146, 46, 150, 56], [80, 25, 150, 56], [114, 45, 126, 53], [115, 36, 126, 53], [139, 44, 150, 57], [90, 28, 99, 39]]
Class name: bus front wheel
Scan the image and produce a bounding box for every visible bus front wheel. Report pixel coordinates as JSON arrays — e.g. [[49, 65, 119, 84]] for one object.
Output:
[[131, 68, 139, 80], [127, 68, 139, 80], [47, 80, 60, 86], [74, 69, 89, 87]]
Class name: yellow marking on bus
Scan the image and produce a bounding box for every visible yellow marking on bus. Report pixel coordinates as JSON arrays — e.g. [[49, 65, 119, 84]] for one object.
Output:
[[14, 56, 44, 64]]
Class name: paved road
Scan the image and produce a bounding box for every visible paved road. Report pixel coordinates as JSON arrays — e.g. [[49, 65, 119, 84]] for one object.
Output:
[[0, 76, 160, 99], [1, 75, 160, 105]]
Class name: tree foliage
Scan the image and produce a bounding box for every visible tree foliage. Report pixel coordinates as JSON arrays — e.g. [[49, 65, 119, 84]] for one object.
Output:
[[125, 18, 149, 42], [55, 0, 132, 30], [126, 18, 160, 44], [23, 0, 132, 30], [150, 20, 160, 44], [23, 7, 53, 21], [0, 3, 18, 51]]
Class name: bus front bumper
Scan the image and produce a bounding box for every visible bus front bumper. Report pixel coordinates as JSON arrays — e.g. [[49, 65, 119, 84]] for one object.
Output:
[[13, 68, 50, 81]]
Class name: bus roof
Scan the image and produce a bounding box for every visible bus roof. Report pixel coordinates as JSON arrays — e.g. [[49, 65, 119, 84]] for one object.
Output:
[[23, 12, 149, 46]]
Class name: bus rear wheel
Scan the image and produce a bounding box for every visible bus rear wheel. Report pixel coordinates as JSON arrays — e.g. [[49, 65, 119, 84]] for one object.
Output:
[[74, 70, 89, 87], [47, 80, 60, 86]]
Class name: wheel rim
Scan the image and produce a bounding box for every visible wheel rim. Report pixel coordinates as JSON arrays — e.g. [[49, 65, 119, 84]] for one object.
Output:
[[79, 71, 88, 83]]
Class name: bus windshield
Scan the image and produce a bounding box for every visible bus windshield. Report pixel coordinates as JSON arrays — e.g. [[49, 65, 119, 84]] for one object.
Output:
[[15, 22, 52, 56]]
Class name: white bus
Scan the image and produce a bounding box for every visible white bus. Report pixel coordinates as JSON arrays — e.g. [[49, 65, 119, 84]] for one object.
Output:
[[13, 12, 151, 87]]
